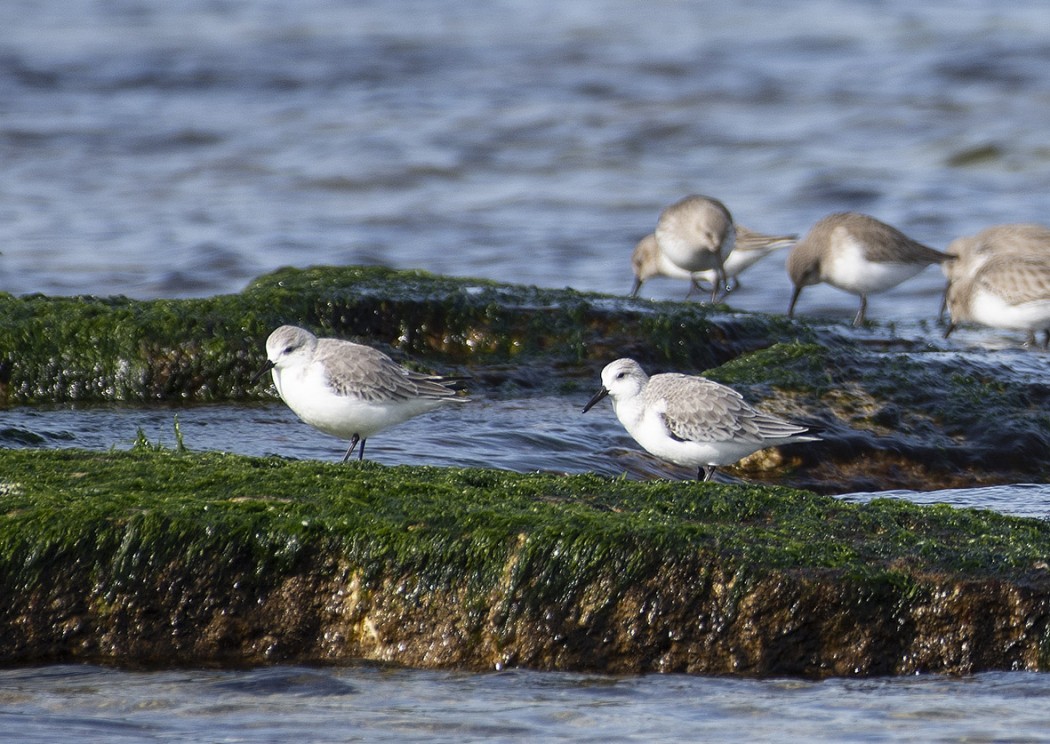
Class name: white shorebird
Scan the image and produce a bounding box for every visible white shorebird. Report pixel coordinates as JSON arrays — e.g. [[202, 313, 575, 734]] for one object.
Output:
[[254, 325, 467, 462], [582, 358, 819, 481], [941, 223, 1050, 319], [630, 225, 797, 300], [944, 254, 1050, 347], [650, 194, 736, 302], [786, 212, 949, 326]]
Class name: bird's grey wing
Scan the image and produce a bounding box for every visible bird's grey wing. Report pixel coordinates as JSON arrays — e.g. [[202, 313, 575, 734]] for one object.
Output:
[[318, 341, 459, 402], [647, 375, 763, 444], [974, 256, 1050, 305], [651, 375, 808, 443], [734, 225, 797, 252], [857, 220, 948, 265]]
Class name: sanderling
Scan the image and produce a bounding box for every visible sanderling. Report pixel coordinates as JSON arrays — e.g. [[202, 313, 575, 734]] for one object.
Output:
[[582, 358, 819, 481], [652, 194, 736, 302], [630, 225, 796, 300], [941, 223, 1050, 318], [947, 223, 1050, 265], [786, 212, 949, 325], [254, 325, 467, 462], [944, 254, 1050, 347]]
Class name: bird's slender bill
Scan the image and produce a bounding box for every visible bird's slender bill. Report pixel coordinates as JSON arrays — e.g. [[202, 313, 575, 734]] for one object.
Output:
[[582, 386, 610, 413]]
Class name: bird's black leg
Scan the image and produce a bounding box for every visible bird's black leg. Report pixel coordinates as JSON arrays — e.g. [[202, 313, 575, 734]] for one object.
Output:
[[358, 439, 367, 461], [853, 295, 868, 326], [699, 466, 715, 482], [341, 434, 361, 463]]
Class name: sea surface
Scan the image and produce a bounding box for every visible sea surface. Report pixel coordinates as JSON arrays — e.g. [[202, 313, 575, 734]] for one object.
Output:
[[4, 0, 1050, 740]]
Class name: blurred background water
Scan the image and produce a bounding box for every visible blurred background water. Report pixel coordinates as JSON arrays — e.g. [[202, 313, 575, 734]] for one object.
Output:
[[3, 1, 1050, 739], [4, 664, 1050, 744], [2, 0, 1050, 325]]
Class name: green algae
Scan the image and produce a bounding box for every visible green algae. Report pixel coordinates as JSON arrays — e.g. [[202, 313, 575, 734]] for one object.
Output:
[[0, 265, 805, 405], [0, 292, 265, 403], [704, 341, 835, 396], [2, 447, 1049, 673], [1, 448, 1047, 598]]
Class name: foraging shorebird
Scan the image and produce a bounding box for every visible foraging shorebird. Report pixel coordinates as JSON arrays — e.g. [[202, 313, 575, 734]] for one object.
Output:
[[944, 254, 1050, 348], [631, 225, 796, 300], [583, 358, 819, 482], [940, 223, 1050, 319], [786, 212, 949, 325], [649, 194, 736, 303], [254, 325, 467, 462]]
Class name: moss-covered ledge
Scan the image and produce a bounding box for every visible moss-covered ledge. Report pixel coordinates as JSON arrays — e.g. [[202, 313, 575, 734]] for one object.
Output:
[[2, 448, 1049, 677], [707, 341, 1050, 491], [0, 265, 805, 404], [5, 265, 1050, 490]]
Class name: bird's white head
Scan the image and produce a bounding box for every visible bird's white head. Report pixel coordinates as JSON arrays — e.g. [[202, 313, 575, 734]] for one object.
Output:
[[600, 358, 649, 401], [265, 325, 319, 370], [584, 358, 649, 413]]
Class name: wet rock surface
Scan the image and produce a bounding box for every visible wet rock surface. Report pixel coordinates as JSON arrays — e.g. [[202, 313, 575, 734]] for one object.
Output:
[[2, 265, 1049, 492], [3, 267, 1050, 678], [1, 449, 1048, 677]]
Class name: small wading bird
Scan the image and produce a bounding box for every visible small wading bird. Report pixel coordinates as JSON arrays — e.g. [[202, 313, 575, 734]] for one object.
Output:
[[630, 225, 797, 300], [786, 212, 949, 326], [648, 194, 736, 303], [944, 254, 1050, 348], [254, 325, 467, 462], [940, 223, 1050, 320], [583, 358, 819, 481]]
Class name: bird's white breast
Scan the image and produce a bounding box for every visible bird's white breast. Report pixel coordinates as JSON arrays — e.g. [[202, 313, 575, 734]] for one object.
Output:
[[273, 361, 442, 440], [824, 236, 927, 294], [614, 393, 764, 468], [969, 288, 1050, 331]]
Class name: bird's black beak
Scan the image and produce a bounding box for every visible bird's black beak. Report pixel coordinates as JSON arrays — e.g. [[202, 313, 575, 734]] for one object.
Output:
[[251, 359, 275, 385], [787, 284, 803, 318], [582, 386, 609, 413]]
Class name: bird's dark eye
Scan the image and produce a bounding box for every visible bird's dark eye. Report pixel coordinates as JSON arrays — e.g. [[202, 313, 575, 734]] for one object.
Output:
[[284, 345, 295, 354], [615, 371, 626, 379]]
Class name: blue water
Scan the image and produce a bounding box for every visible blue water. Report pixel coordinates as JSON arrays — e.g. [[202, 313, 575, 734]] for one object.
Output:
[[3, 0, 1050, 738], [3, 0, 1050, 331], [3, 665, 1050, 744]]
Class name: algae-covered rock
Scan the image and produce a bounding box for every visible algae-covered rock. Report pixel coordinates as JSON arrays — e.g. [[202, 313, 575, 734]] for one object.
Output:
[[707, 341, 1050, 491], [0, 265, 801, 404], [3, 264, 1050, 490], [1, 448, 1048, 677]]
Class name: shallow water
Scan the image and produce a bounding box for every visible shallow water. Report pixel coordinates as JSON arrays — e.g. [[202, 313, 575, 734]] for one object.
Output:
[[2, 664, 1050, 744], [1, 396, 638, 477], [3, 0, 1050, 334], [4, 0, 1050, 738], [6, 400, 1050, 519]]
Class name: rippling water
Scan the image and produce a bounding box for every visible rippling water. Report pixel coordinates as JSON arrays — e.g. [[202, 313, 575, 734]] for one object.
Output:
[[3, 0, 1050, 328], [2, 397, 627, 476], [4, 0, 1050, 738], [3, 665, 1050, 743], [6, 400, 1050, 519]]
